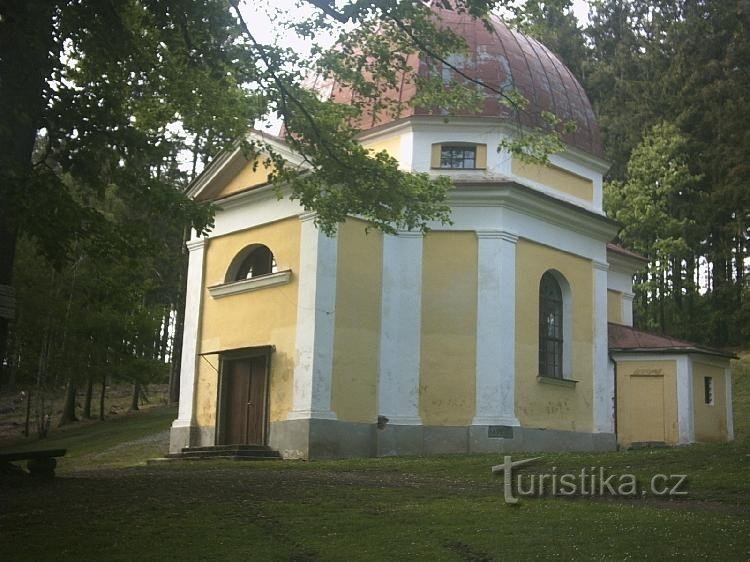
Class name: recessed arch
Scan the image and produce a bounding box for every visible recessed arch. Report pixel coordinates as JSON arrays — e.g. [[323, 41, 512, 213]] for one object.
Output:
[[538, 269, 573, 379], [225, 244, 278, 283]]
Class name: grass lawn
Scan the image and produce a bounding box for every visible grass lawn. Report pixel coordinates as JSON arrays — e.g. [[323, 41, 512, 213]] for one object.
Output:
[[2, 361, 750, 560]]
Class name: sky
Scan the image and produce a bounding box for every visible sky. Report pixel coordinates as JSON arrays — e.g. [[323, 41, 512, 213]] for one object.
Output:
[[240, 1, 592, 50]]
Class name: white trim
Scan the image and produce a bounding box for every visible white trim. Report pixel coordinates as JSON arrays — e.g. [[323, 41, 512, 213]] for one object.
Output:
[[541, 269, 574, 381], [208, 270, 292, 298], [417, 186, 614, 266], [676, 355, 695, 444], [592, 260, 614, 433], [621, 292, 634, 326], [355, 119, 413, 142], [447, 186, 616, 242], [690, 355, 732, 369], [289, 215, 338, 420], [611, 353, 687, 363], [537, 375, 578, 388], [473, 230, 520, 426], [378, 231, 424, 425], [607, 249, 647, 272], [209, 185, 305, 240], [407, 116, 611, 173], [725, 367, 735, 441], [172, 236, 207, 432]]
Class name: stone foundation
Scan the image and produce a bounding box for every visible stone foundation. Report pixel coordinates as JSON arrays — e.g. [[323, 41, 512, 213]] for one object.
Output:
[[171, 418, 616, 459], [268, 419, 615, 459]]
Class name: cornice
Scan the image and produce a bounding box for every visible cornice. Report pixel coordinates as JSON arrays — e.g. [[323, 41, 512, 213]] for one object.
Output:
[[450, 182, 620, 243]]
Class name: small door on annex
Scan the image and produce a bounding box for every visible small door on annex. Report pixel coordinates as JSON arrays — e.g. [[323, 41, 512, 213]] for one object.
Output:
[[616, 360, 678, 447], [218, 355, 269, 445]]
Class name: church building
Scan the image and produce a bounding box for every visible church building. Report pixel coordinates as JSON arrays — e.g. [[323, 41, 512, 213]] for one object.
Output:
[[169, 10, 734, 459]]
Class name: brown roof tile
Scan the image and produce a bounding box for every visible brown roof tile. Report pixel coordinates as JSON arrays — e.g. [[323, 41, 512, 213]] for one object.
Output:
[[608, 323, 736, 359], [324, 7, 603, 157]]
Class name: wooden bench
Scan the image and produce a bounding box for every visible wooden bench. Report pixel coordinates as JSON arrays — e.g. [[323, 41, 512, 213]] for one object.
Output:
[[0, 449, 66, 479]]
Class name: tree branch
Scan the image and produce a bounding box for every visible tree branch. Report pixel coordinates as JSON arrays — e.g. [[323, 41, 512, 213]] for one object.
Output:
[[228, 0, 346, 167], [302, 0, 352, 23], [385, 13, 525, 112]]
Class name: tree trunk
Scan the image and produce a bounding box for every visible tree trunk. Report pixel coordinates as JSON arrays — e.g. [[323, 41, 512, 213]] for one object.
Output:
[[24, 389, 31, 437], [82, 373, 94, 418], [99, 374, 106, 421], [168, 228, 189, 404], [159, 306, 171, 361], [659, 268, 666, 332], [59, 379, 78, 426], [129, 382, 140, 412], [5, 345, 17, 393], [0, 0, 57, 365]]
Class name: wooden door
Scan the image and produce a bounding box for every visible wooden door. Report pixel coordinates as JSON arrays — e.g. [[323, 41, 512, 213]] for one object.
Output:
[[618, 373, 666, 445], [222, 355, 268, 445]]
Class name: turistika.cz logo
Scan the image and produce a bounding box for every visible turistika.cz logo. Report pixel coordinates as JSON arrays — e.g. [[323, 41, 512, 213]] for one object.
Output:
[[492, 456, 688, 504]]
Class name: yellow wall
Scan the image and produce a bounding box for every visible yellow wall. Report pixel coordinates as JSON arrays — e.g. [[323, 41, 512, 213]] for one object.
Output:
[[213, 157, 274, 199], [616, 360, 678, 446], [362, 135, 403, 161], [194, 217, 300, 426], [693, 362, 728, 442], [330, 219, 383, 423], [512, 159, 593, 202], [419, 231, 477, 425], [515, 239, 594, 432], [607, 289, 623, 324]]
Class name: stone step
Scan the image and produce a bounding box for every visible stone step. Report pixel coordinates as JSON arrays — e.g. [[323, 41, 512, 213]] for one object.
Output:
[[180, 450, 281, 459], [182, 445, 273, 453], [166, 446, 282, 461]]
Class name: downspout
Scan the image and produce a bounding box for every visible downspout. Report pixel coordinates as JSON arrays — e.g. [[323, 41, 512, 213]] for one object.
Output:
[[609, 351, 618, 446]]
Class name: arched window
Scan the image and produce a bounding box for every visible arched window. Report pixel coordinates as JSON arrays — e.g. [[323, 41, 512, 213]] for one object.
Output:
[[539, 272, 564, 379], [226, 244, 277, 283]]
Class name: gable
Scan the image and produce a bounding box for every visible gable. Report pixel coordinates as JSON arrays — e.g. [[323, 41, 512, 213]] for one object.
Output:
[[210, 157, 274, 201], [188, 132, 306, 202]]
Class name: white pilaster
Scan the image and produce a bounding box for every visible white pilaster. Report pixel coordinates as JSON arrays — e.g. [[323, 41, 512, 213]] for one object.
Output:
[[378, 231, 423, 424], [622, 292, 635, 326], [289, 213, 338, 420], [472, 230, 520, 426], [725, 367, 735, 441], [676, 356, 695, 444], [593, 260, 614, 433], [172, 236, 207, 432]]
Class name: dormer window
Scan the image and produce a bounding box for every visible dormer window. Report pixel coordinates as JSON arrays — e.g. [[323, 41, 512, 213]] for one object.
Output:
[[431, 142, 487, 170], [441, 145, 476, 169]]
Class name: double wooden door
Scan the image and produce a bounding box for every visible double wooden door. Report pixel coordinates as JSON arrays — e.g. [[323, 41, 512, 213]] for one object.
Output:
[[221, 355, 268, 445]]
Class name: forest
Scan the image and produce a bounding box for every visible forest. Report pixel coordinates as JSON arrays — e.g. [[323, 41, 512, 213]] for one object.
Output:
[[0, 0, 747, 427]]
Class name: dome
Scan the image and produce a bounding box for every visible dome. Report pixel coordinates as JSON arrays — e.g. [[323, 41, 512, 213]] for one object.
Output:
[[328, 8, 602, 157]]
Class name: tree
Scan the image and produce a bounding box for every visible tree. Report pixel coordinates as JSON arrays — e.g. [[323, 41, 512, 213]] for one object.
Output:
[[509, 0, 588, 81], [605, 122, 702, 336], [2, 0, 572, 381], [591, 0, 749, 347]]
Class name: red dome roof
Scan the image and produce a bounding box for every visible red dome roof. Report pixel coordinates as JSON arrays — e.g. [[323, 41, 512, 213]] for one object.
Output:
[[328, 8, 602, 157]]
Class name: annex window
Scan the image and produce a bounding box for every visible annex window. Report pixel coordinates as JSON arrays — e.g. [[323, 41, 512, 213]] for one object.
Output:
[[431, 143, 487, 169], [704, 376, 714, 405], [539, 272, 564, 379]]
